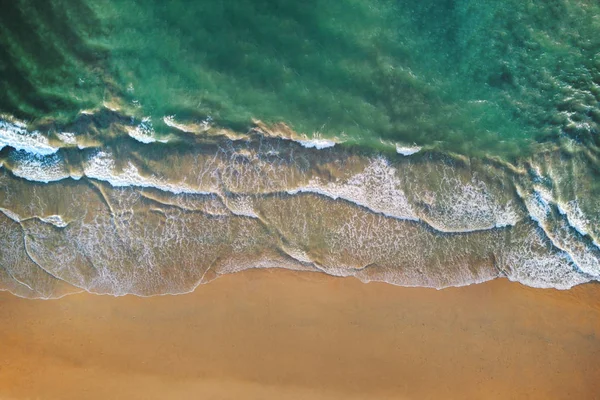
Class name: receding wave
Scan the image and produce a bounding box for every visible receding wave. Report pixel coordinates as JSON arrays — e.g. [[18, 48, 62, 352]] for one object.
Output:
[[0, 115, 598, 299], [0, 119, 60, 156]]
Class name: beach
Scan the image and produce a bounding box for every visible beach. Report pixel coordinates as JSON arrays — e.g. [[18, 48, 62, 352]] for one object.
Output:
[[1, 268, 598, 400], [1, 1, 599, 399], [1, 0, 599, 298]]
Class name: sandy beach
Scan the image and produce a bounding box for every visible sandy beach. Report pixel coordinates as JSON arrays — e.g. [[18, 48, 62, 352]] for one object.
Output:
[[0, 268, 599, 400]]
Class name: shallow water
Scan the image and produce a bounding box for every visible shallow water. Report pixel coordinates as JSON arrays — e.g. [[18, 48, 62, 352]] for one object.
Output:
[[0, 0, 599, 297]]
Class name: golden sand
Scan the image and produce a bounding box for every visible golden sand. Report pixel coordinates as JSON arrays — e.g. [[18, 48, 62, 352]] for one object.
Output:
[[0, 269, 598, 400]]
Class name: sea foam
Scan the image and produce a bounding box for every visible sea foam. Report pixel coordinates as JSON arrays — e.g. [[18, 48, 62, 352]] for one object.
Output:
[[84, 150, 208, 195], [395, 144, 421, 156], [127, 117, 158, 144], [9, 152, 72, 183], [288, 157, 418, 222], [0, 119, 59, 155], [297, 138, 336, 149]]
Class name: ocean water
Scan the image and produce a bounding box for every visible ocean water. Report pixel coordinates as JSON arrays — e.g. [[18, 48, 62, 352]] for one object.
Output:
[[0, 0, 599, 298]]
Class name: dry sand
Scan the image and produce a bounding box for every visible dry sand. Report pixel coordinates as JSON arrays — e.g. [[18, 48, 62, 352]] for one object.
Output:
[[0, 268, 599, 400]]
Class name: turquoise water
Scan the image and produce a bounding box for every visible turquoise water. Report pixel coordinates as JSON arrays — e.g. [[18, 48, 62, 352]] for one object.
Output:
[[2, 0, 599, 155], [0, 0, 599, 298]]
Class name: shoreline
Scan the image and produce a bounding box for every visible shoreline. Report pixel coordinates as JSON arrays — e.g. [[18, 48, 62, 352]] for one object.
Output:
[[5, 271, 598, 301], [0, 268, 599, 400], [1, 113, 598, 296]]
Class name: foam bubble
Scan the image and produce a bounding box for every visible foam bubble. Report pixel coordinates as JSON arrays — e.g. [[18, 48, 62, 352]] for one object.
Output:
[[56, 132, 78, 145], [0, 207, 21, 222], [557, 199, 595, 241], [127, 117, 156, 144], [9, 151, 71, 183], [0, 119, 59, 155], [297, 138, 336, 149], [395, 143, 421, 156], [521, 188, 551, 225], [163, 115, 211, 133], [518, 184, 600, 279], [288, 157, 417, 221], [415, 171, 521, 233], [39, 215, 69, 228], [84, 150, 208, 195], [222, 195, 259, 218], [501, 225, 590, 289]]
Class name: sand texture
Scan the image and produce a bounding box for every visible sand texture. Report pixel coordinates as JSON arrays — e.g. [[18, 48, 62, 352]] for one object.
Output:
[[0, 269, 599, 400]]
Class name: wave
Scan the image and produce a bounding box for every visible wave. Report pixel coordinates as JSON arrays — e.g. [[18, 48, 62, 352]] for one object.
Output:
[[163, 115, 212, 134], [4, 146, 520, 234], [396, 144, 422, 156], [8, 151, 74, 183], [127, 117, 157, 144], [55, 132, 78, 145], [297, 138, 336, 149], [0, 119, 60, 156], [0, 115, 598, 298], [83, 150, 209, 195]]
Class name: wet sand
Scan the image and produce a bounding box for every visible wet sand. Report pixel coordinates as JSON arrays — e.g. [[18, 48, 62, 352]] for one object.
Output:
[[0, 269, 599, 400]]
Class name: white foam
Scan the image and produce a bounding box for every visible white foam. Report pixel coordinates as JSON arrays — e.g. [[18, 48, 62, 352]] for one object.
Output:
[[40, 215, 69, 228], [0, 207, 67, 228], [103, 102, 119, 112], [280, 245, 314, 264], [519, 184, 600, 279], [127, 117, 156, 144], [297, 138, 336, 149], [288, 157, 418, 222], [9, 152, 71, 183], [416, 174, 521, 233], [289, 157, 518, 234], [523, 188, 551, 225], [0, 119, 59, 155], [501, 226, 591, 290], [84, 150, 208, 195], [222, 195, 259, 218], [163, 115, 211, 133], [505, 251, 589, 289], [395, 143, 421, 156], [557, 199, 596, 241], [0, 207, 21, 222], [56, 132, 77, 145]]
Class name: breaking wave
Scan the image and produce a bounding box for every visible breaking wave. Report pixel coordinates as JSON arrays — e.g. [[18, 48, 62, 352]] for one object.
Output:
[[0, 116, 598, 299]]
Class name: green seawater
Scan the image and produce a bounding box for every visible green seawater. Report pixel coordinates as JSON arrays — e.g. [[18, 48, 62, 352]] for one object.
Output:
[[1, 0, 599, 156], [1, 0, 600, 298]]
